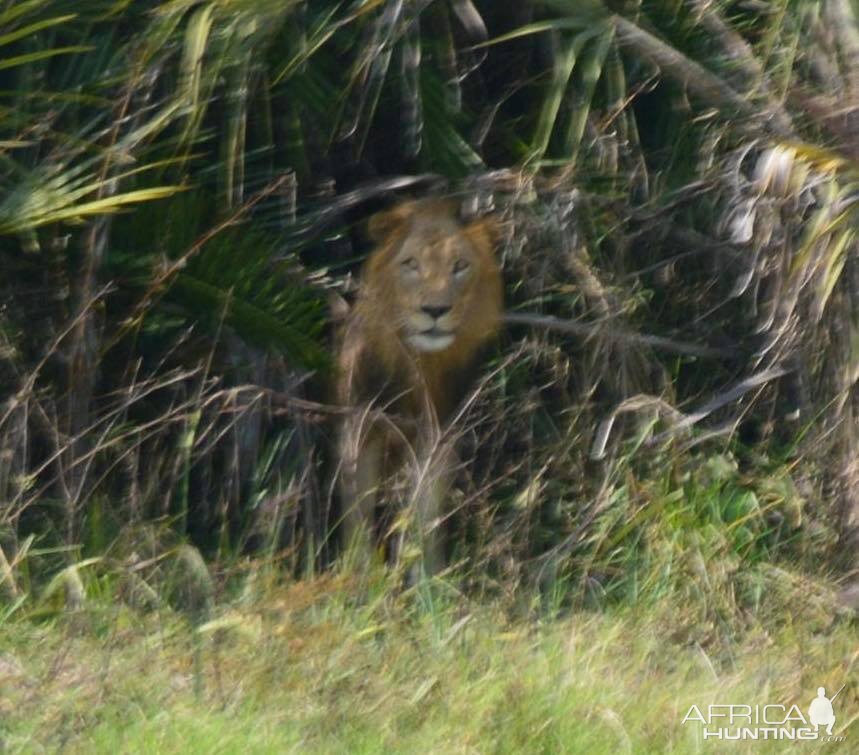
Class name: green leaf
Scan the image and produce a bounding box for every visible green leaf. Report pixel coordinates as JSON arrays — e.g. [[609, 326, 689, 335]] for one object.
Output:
[[0, 46, 94, 71]]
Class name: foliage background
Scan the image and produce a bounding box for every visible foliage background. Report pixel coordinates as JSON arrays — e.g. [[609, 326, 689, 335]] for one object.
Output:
[[1, 0, 858, 620]]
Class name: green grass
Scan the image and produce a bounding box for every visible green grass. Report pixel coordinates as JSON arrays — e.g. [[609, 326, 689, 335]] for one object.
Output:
[[2, 567, 856, 754]]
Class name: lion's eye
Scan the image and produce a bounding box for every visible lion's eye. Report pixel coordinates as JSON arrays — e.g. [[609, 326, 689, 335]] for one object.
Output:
[[453, 259, 470, 275], [401, 257, 419, 273]]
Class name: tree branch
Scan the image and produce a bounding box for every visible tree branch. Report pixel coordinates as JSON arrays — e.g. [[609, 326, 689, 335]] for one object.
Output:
[[504, 312, 740, 359]]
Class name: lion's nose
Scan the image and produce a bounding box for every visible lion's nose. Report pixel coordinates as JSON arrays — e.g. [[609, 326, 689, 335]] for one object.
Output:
[[422, 305, 451, 320]]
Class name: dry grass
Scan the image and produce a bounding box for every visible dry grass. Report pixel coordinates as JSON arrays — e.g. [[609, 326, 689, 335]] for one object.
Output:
[[1, 566, 856, 754]]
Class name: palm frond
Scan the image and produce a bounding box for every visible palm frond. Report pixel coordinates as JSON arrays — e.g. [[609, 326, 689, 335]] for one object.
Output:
[[167, 228, 327, 369]]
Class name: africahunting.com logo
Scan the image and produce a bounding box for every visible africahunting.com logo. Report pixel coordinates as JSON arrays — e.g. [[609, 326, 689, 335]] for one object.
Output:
[[681, 684, 847, 742]]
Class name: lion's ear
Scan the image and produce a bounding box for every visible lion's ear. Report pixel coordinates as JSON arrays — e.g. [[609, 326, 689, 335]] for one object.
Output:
[[463, 214, 502, 253], [367, 202, 416, 243]]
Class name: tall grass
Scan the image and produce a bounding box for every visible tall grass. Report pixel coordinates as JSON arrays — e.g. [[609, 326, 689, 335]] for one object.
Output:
[[1, 564, 855, 752]]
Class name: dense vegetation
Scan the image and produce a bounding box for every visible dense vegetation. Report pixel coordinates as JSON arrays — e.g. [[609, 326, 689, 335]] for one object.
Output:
[[1, 1, 858, 751]]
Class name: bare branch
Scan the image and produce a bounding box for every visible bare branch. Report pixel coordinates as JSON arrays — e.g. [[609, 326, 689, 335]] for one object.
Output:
[[504, 312, 740, 359]]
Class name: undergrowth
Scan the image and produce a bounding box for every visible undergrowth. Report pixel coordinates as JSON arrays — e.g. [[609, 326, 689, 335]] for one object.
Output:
[[1, 560, 855, 754]]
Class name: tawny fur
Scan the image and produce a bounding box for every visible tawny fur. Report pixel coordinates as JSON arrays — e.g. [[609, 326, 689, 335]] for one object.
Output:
[[335, 198, 503, 575]]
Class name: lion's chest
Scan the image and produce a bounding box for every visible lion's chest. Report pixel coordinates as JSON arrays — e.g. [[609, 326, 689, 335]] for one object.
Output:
[[339, 326, 474, 430], [359, 347, 471, 426]]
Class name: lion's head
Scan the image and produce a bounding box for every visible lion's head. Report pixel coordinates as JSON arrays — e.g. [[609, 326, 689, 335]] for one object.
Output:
[[361, 198, 503, 356]]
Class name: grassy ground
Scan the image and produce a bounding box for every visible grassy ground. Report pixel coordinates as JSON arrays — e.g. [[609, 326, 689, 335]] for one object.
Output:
[[1, 565, 856, 754]]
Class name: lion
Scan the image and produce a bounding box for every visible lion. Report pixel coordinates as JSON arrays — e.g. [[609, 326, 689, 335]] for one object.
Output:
[[335, 197, 503, 578]]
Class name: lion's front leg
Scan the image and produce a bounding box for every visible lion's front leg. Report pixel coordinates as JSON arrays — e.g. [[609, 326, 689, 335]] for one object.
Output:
[[408, 446, 454, 581], [339, 424, 382, 569]]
